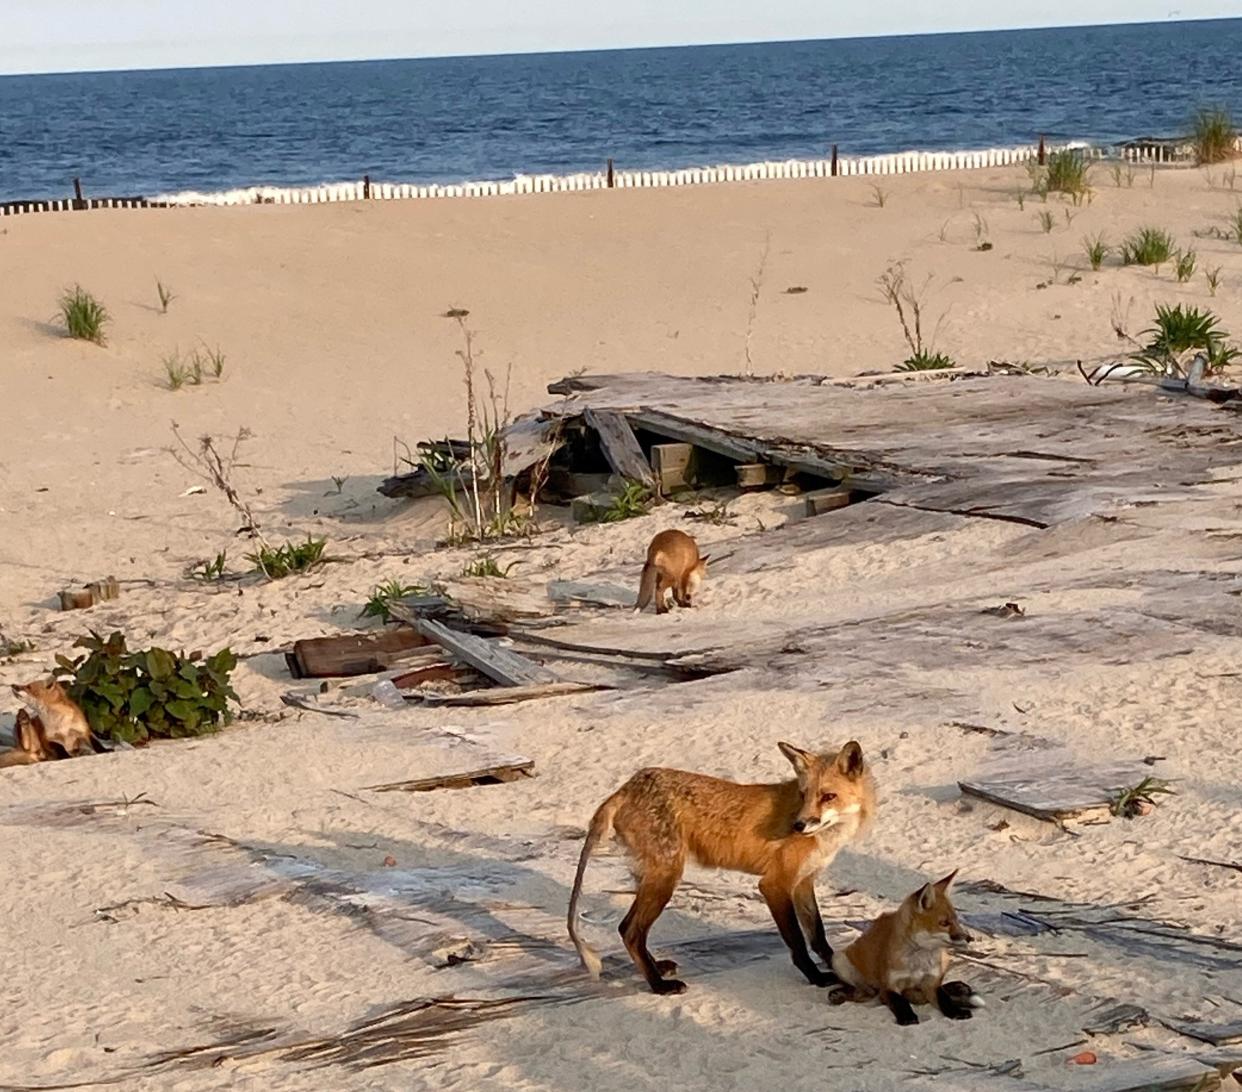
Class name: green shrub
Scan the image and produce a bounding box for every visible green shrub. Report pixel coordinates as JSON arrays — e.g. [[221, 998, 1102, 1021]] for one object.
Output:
[[1133, 303, 1240, 373], [56, 631, 237, 744], [58, 285, 109, 344]]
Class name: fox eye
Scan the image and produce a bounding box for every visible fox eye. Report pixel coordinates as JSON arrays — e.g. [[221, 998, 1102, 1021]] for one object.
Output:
[[820, 792, 837, 804], [940, 919, 951, 928]]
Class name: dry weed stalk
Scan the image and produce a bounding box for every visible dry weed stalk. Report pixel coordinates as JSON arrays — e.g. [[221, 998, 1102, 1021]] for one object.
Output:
[[744, 231, 771, 375], [170, 423, 269, 551]]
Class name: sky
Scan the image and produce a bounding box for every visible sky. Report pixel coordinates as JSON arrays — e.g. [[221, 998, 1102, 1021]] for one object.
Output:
[[0, 1, 1236, 76]]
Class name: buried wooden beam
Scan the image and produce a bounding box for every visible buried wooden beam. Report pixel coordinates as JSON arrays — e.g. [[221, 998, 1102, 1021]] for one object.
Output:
[[735, 462, 782, 490], [411, 617, 558, 687], [804, 487, 853, 516], [651, 443, 698, 493], [585, 408, 655, 487], [285, 626, 429, 679]]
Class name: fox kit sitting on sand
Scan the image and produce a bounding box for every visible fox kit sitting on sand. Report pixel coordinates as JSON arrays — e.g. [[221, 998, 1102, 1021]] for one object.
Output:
[[829, 870, 984, 1025], [9, 680, 96, 759], [569, 740, 874, 994], [635, 529, 709, 614]]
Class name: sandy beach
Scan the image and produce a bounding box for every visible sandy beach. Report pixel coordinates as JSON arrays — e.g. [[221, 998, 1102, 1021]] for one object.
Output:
[[2, 164, 1242, 1090]]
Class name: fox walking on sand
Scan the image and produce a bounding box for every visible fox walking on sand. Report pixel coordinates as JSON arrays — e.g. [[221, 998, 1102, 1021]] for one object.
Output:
[[568, 740, 874, 994], [4, 679, 98, 766], [635, 529, 709, 614], [829, 869, 984, 1025]]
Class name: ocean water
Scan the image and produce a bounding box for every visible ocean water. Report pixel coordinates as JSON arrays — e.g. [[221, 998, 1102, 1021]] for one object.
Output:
[[2, 19, 1241, 202]]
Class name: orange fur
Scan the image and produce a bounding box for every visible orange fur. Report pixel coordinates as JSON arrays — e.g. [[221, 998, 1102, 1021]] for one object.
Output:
[[831, 870, 983, 1024], [568, 740, 874, 993], [10, 679, 94, 758], [635, 529, 709, 614]]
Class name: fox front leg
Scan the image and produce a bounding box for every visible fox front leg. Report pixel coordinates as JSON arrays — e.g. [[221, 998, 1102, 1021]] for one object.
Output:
[[758, 876, 835, 987], [882, 990, 919, 1026], [792, 876, 835, 968], [936, 981, 977, 1020]]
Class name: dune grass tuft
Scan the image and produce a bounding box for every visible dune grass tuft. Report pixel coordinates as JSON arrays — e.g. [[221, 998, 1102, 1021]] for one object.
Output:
[[58, 285, 109, 344], [1192, 107, 1238, 166]]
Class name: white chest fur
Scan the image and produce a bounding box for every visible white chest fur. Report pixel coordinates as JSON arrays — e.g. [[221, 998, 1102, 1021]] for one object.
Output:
[[888, 943, 946, 992]]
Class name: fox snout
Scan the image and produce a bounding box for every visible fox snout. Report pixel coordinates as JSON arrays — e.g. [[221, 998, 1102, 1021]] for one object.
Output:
[[950, 926, 972, 946]]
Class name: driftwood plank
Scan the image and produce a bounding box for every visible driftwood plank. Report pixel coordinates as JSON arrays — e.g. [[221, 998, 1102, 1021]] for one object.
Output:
[[365, 760, 535, 793], [411, 617, 557, 687], [585, 408, 654, 486], [651, 442, 698, 492], [416, 681, 605, 706], [285, 627, 428, 679], [1059, 1055, 1218, 1091], [804, 487, 853, 516]]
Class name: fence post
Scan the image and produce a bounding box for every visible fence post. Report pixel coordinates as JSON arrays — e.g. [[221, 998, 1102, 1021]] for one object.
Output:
[[363, 174, 371, 200], [1037, 135, 1046, 165], [606, 158, 615, 188], [830, 144, 838, 177], [72, 177, 85, 211]]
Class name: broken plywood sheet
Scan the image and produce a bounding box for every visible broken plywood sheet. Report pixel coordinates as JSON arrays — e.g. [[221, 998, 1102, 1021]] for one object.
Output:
[[542, 372, 1240, 528], [584, 408, 655, 486], [958, 744, 1158, 823]]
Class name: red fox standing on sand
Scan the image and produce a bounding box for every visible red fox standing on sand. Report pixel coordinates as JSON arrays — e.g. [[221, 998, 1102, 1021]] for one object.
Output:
[[829, 870, 985, 1025], [568, 740, 875, 994], [5, 680, 98, 765], [635, 529, 709, 614]]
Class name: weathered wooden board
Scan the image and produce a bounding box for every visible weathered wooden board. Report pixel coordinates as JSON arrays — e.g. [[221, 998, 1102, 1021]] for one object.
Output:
[[547, 579, 638, 609], [285, 627, 428, 679], [1165, 1020, 1242, 1047], [735, 462, 782, 489], [1056, 1055, 1219, 1091], [538, 372, 1238, 528], [410, 617, 558, 687], [584, 408, 654, 486], [958, 751, 1156, 823]]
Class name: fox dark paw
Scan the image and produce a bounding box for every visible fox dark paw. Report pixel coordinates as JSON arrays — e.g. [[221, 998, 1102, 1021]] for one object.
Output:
[[806, 969, 839, 988], [827, 985, 852, 1006], [942, 1006, 974, 1021], [895, 1010, 920, 1026], [655, 959, 679, 976], [651, 977, 687, 995]]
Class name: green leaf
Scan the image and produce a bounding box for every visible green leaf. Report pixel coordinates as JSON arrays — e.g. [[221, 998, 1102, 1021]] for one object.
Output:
[[145, 649, 176, 679]]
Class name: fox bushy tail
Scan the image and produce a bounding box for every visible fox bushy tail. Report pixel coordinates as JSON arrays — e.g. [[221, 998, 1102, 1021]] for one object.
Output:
[[635, 561, 657, 613], [567, 793, 623, 978]]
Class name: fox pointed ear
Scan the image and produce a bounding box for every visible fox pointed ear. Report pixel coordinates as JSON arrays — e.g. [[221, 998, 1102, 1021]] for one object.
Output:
[[916, 883, 935, 912], [835, 740, 865, 779], [934, 869, 959, 891], [778, 741, 812, 774]]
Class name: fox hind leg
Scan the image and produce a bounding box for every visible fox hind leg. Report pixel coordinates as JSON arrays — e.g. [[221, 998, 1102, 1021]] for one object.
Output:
[[619, 865, 686, 994]]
